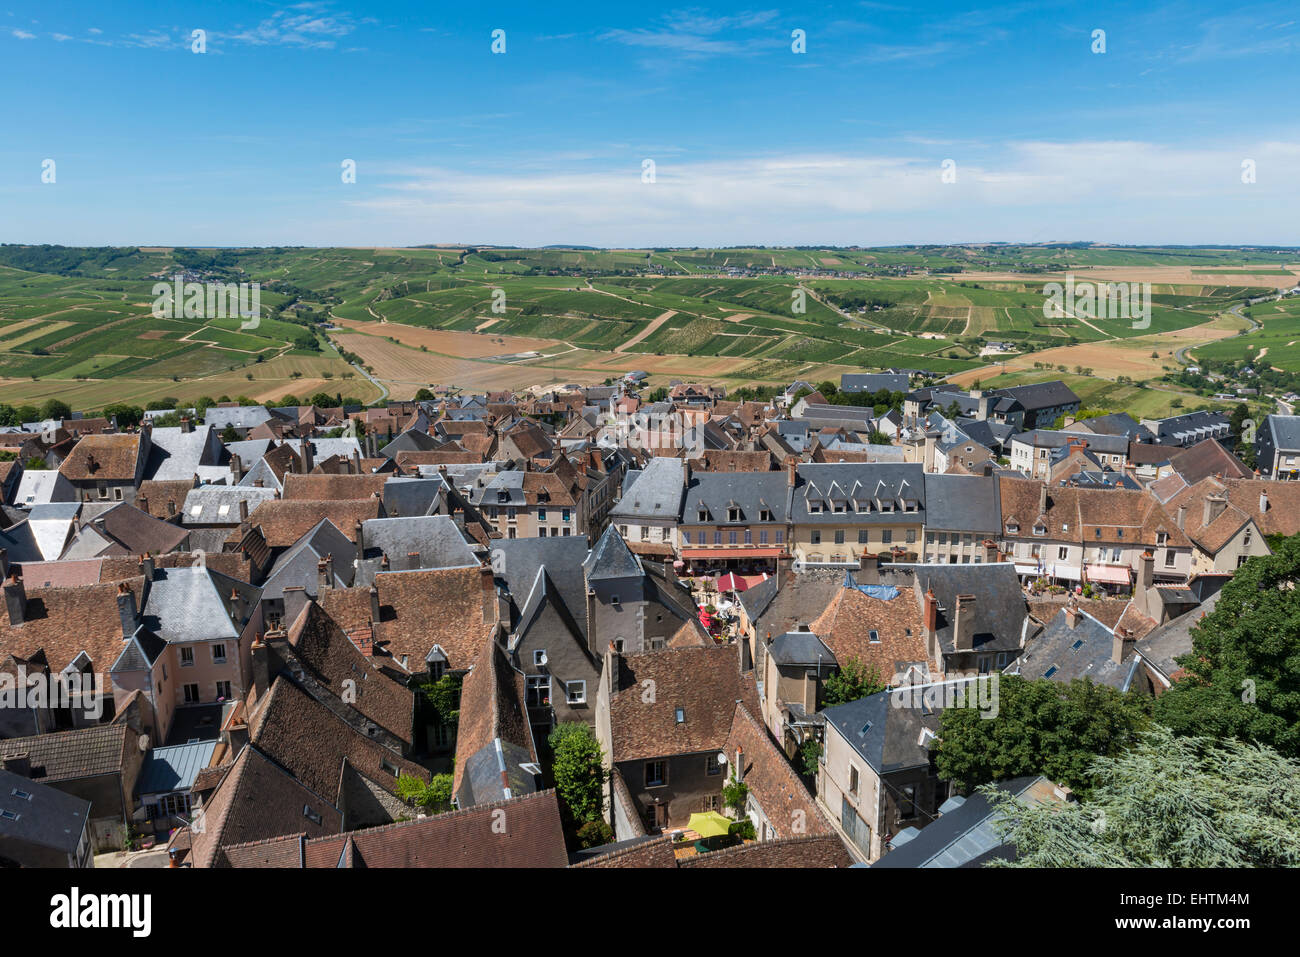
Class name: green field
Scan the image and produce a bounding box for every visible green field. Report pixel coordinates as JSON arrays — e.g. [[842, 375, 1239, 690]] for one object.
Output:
[[0, 243, 1293, 409]]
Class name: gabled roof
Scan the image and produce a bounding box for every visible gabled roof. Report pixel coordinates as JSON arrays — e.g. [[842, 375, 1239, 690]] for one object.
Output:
[[0, 724, 129, 782], [452, 636, 538, 808], [608, 646, 760, 761], [583, 525, 643, 581]]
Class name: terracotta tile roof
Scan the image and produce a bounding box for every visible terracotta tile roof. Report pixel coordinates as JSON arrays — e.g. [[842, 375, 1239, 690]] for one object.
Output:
[[98, 551, 251, 583], [14, 559, 103, 588], [998, 475, 1190, 549], [395, 450, 484, 470], [247, 675, 428, 803], [571, 835, 678, 868], [0, 724, 129, 782], [451, 635, 537, 803], [320, 566, 498, 674], [228, 499, 380, 548], [281, 473, 388, 501], [1162, 477, 1250, 553], [689, 451, 774, 472], [678, 834, 852, 868], [285, 601, 416, 747], [134, 480, 197, 519], [224, 789, 568, 868], [459, 433, 497, 457], [0, 576, 146, 679], [609, 646, 760, 762], [666, 617, 710, 647], [809, 583, 935, 679], [1028, 596, 1128, 630], [188, 743, 342, 868], [58, 433, 143, 482], [724, 703, 833, 839]]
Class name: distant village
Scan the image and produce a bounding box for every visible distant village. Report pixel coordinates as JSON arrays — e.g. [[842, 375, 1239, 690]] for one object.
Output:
[[0, 367, 1296, 869]]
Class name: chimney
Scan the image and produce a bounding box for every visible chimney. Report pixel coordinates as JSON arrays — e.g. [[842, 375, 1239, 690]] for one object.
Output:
[[923, 587, 938, 637], [1176, 504, 1186, 529], [302, 440, 314, 473], [142, 552, 156, 580], [786, 455, 798, 488], [481, 565, 496, 625], [804, 668, 817, 713], [953, 594, 977, 651], [3, 573, 26, 626], [166, 498, 176, 516], [1064, 600, 1080, 630], [1, 754, 30, 778], [250, 635, 271, 700], [1038, 482, 1048, 515], [180, 416, 193, 434], [352, 449, 362, 475], [856, 552, 879, 584], [317, 554, 334, 592], [983, 539, 999, 564], [1203, 492, 1227, 528], [1111, 626, 1134, 666], [368, 585, 381, 625], [380, 553, 390, 571], [138, 495, 149, 515], [116, 582, 138, 638], [682, 461, 691, 489], [230, 452, 243, 481], [405, 550, 421, 571], [238, 499, 248, 522], [1260, 489, 1269, 515], [282, 586, 308, 626], [734, 746, 745, 785]]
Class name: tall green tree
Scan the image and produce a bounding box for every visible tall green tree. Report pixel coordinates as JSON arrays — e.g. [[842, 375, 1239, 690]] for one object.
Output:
[[821, 657, 887, 707], [1154, 536, 1300, 757], [548, 722, 608, 826], [935, 675, 1151, 794], [984, 727, 1300, 867]]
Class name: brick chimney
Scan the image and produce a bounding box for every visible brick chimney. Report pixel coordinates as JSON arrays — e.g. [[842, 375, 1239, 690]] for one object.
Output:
[[1038, 482, 1048, 515], [953, 594, 977, 652], [317, 554, 334, 592], [282, 586, 308, 627], [1064, 600, 1080, 630], [1111, 626, 1134, 666], [481, 565, 496, 625], [368, 585, 381, 625], [3, 573, 26, 626], [1203, 492, 1227, 527], [116, 582, 138, 638], [138, 495, 149, 514], [983, 539, 999, 564], [405, 550, 421, 571], [166, 498, 176, 516], [923, 586, 938, 636], [180, 416, 193, 434], [856, 552, 879, 583], [230, 452, 243, 481], [1176, 504, 1186, 529], [786, 455, 798, 488], [250, 634, 271, 700]]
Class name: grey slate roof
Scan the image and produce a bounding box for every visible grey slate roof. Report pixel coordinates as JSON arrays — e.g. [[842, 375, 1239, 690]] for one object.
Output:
[[871, 776, 1048, 868], [110, 625, 169, 673], [609, 457, 684, 522], [492, 536, 592, 641], [822, 687, 942, 774], [1013, 607, 1136, 689], [141, 566, 259, 644], [0, 768, 90, 856], [769, 629, 837, 667], [922, 474, 1000, 532], [883, 562, 1027, 656], [205, 406, 274, 431], [790, 463, 924, 525], [182, 485, 278, 525], [358, 514, 479, 577], [261, 519, 356, 599], [685, 469, 792, 524], [841, 373, 910, 394], [381, 476, 445, 518], [1134, 590, 1220, 681], [583, 525, 642, 581]]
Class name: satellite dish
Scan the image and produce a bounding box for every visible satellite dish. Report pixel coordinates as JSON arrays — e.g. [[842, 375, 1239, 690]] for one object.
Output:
[[716, 751, 728, 765]]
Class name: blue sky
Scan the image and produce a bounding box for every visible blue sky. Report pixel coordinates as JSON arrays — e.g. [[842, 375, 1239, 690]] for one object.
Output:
[[1, 0, 1298, 247]]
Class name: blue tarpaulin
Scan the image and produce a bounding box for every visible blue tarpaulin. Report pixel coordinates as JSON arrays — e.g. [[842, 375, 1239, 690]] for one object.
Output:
[[843, 570, 899, 600]]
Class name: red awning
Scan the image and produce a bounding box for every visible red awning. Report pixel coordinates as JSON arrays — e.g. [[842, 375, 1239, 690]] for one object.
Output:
[[680, 548, 786, 559], [1085, 564, 1131, 585]]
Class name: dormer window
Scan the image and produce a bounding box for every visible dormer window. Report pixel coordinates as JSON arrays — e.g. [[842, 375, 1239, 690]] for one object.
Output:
[[809, 502, 822, 514], [1006, 522, 1019, 535], [698, 509, 709, 522], [1033, 524, 1046, 536], [760, 508, 773, 522], [728, 507, 741, 522]]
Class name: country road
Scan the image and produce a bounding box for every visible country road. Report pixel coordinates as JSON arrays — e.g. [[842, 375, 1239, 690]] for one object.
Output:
[[1174, 301, 1259, 367]]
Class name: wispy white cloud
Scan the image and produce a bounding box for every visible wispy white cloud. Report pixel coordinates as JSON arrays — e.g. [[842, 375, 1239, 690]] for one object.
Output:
[[11, 28, 35, 39]]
